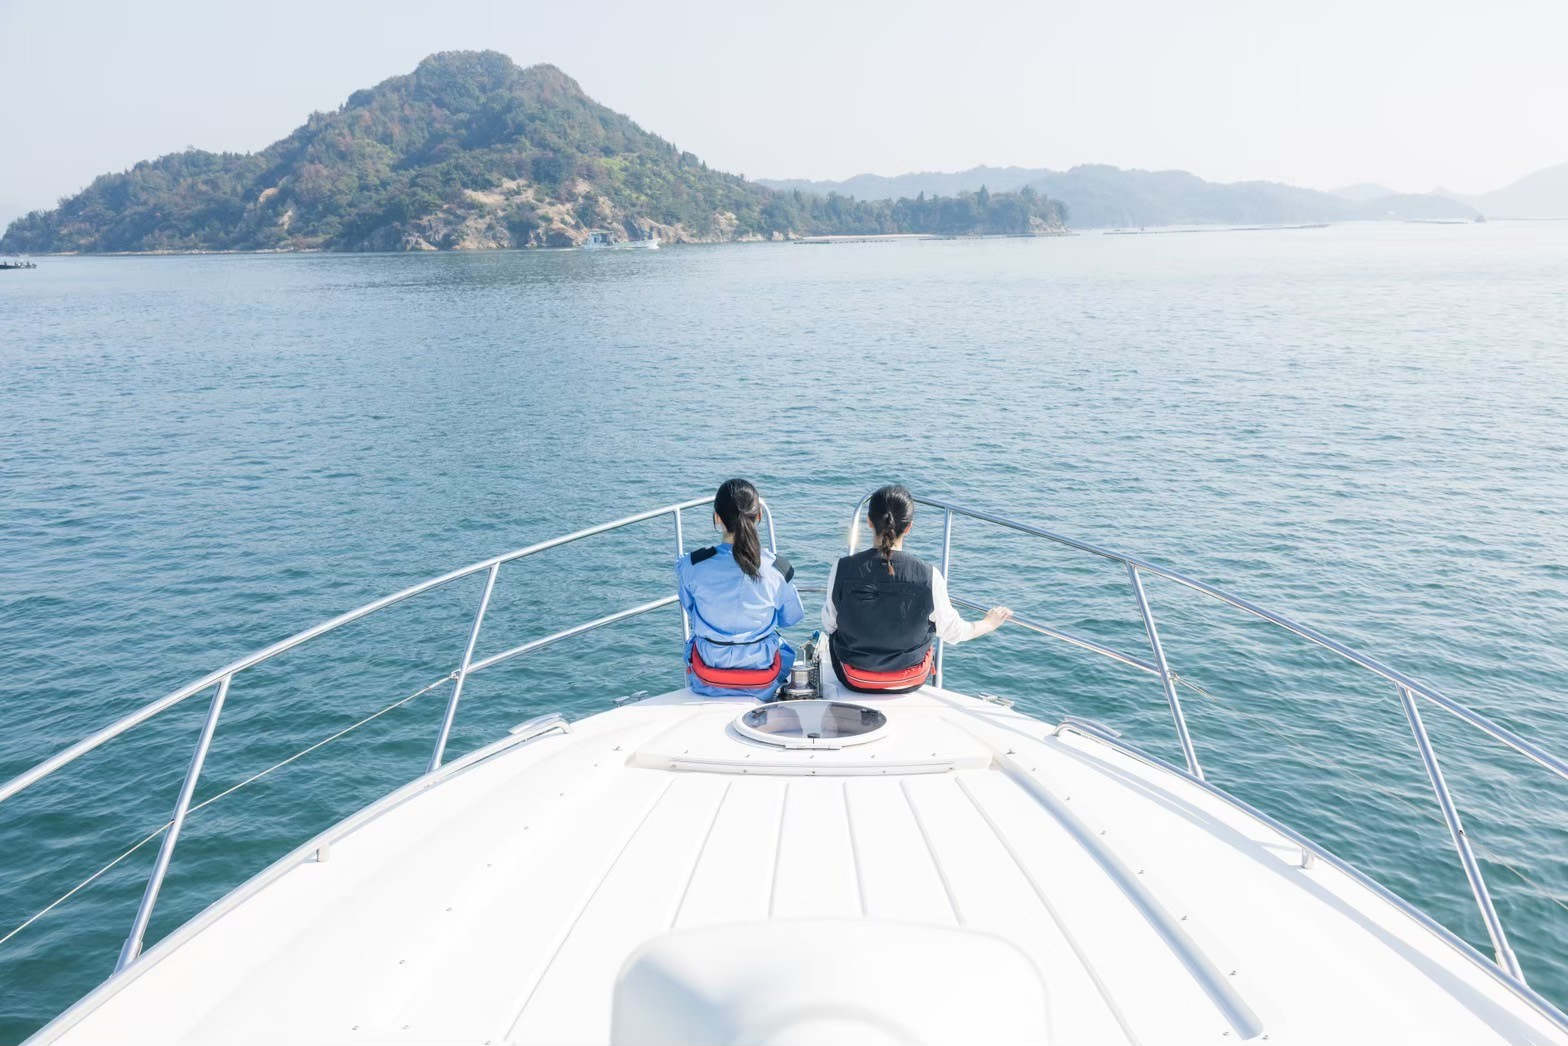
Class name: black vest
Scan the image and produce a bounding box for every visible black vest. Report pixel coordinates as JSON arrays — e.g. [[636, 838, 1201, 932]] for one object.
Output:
[[829, 548, 936, 677]]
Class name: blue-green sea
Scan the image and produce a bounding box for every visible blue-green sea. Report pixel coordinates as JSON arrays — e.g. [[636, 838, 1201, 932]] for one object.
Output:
[[2, 223, 1567, 1039]]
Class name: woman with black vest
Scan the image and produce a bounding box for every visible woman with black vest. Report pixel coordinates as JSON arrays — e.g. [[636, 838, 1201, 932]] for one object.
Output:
[[822, 484, 1011, 694]]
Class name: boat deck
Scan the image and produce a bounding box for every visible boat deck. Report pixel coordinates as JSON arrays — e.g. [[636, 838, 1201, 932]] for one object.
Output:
[[39, 688, 1566, 1045]]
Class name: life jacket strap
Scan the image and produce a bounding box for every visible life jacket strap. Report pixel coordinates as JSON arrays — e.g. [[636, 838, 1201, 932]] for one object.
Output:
[[699, 630, 780, 647]]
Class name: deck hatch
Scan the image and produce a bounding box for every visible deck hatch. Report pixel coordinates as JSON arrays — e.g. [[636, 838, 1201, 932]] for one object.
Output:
[[735, 701, 888, 750]]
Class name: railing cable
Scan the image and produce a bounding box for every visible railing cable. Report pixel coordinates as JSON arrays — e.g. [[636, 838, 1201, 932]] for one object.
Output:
[[0, 672, 454, 952], [1174, 675, 1568, 920]]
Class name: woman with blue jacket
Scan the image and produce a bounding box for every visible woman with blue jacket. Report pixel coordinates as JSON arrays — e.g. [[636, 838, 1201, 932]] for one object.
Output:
[[677, 479, 804, 698]]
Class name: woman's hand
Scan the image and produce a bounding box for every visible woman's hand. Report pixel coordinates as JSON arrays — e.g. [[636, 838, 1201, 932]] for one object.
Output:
[[980, 606, 1013, 635]]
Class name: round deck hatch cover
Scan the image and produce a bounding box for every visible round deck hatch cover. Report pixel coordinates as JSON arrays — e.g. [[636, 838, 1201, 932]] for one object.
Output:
[[734, 700, 888, 749]]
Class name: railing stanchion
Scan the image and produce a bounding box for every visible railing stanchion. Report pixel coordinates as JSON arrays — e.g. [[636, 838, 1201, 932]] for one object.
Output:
[[1127, 564, 1204, 779], [428, 562, 500, 772], [935, 508, 954, 688], [116, 674, 232, 971], [846, 494, 874, 554], [1397, 684, 1523, 979], [762, 499, 778, 554], [674, 507, 691, 647]]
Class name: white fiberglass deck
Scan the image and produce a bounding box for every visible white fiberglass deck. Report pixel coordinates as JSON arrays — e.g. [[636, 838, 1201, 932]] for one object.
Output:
[[37, 686, 1567, 1046]]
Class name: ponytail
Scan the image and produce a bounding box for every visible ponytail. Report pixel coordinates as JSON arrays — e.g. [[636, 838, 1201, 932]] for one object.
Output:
[[867, 484, 915, 575], [714, 478, 764, 579]]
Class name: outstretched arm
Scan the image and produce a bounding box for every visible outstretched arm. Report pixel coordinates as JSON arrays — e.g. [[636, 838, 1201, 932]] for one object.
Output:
[[931, 567, 1011, 644]]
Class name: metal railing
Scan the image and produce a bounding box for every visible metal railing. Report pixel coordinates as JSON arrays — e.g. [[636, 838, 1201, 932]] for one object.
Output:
[[4, 489, 1564, 1007], [0, 495, 779, 972], [846, 491, 1567, 984]]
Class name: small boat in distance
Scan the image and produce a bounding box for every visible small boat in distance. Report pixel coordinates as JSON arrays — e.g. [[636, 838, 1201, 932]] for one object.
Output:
[[1, 257, 38, 269], [581, 231, 660, 250]]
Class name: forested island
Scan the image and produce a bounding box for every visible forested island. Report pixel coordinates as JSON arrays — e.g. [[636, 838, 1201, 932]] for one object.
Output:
[[0, 52, 1065, 253]]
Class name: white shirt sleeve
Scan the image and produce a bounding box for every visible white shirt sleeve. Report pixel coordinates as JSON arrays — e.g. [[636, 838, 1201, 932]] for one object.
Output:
[[930, 567, 977, 644], [821, 560, 839, 634]]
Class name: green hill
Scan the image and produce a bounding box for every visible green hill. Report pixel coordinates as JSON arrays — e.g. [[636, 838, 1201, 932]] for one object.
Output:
[[1, 52, 1064, 253]]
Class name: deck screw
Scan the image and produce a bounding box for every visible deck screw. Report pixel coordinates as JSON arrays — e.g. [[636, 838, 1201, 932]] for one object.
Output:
[[1229, 969, 1237, 976], [398, 959, 406, 965]]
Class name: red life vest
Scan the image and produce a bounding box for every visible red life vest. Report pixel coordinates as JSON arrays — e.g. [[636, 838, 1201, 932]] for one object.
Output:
[[839, 647, 934, 691], [689, 645, 782, 689]]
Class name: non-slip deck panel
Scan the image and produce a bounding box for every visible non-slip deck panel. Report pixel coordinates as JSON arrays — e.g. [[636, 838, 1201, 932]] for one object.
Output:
[[43, 691, 1568, 1046]]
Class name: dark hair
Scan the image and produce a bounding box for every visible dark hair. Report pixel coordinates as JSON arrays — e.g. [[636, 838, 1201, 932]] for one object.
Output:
[[714, 478, 764, 579], [868, 484, 914, 575]]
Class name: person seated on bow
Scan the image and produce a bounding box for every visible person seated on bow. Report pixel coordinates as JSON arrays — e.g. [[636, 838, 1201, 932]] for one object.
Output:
[[821, 484, 1011, 694], [677, 478, 804, 698]]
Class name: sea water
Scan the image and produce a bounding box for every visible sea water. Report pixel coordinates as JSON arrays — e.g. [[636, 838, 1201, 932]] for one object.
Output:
[[2, 222, 1566, 1036]]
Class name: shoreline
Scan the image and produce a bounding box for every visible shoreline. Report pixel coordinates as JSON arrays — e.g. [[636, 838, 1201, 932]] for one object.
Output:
[[14, 215, 1567, 258]]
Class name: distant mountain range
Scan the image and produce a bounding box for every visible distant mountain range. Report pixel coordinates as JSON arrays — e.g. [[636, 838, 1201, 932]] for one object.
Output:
[[10, 54, 1563, 253], [762, 161, 1568, 228], [1, 53, 1064, 254], [1447, 162, 1568, 219]]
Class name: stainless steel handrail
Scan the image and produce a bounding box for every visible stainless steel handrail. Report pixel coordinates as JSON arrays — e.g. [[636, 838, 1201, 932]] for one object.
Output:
[[947, 596, 1158, 675], [0, 497, 708, 808], [1050, 717, 1568, 1033], [846, 490, 1567, 981], [6, 487, 1563, 998], [850, 493, 1568, 782], [0, 493, 784, 970]]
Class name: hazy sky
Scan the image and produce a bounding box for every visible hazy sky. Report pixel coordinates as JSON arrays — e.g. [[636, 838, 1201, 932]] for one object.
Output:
[[2, 0, 1565, 226]]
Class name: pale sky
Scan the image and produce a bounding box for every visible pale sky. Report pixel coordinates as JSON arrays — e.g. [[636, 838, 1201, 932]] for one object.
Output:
[[2, 0, 1565, 227]]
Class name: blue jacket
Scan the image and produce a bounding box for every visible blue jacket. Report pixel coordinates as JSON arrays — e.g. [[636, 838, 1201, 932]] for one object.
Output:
[[676, 543, 803, 696]]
